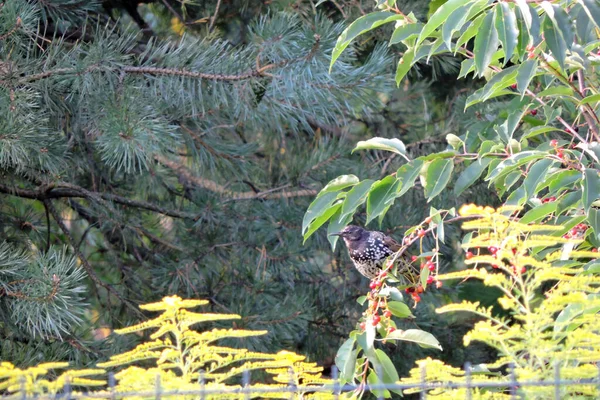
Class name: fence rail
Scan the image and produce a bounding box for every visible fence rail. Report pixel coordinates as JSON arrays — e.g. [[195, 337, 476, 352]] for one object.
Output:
[[3, 362, 600, 399]]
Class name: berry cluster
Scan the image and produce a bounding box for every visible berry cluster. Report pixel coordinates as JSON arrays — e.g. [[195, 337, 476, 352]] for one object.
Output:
[[563, 223, 588, 239], [465, 245, 528, 276], [360, 271, 398, 334]]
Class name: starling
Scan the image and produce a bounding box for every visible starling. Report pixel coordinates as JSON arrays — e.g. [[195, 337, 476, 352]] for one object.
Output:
[[330, 225, 403, 280]]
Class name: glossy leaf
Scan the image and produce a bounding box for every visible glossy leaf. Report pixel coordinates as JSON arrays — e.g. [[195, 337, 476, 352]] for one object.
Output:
[[424, 158, 454, 202], [454, 158, 493, 196], [516, 59, 537, 95], [374, 349, 401, 389], [340, 179, 375, 221], [387, 301, 413, 318], [395, 47, 416, 85], [396, 159, 424, 198], [523, 158, 555, 199], [589, 208, 600, 242], [542, 15, 567, 70], [387, 329, 443, 350], [442, 5, 471, 50], [474, 11, 499, 76], [520, 202, 557, 224], [578, 93, 600, 106], [417, 0, 469, 46], [486, 151, 546, 182], [303, 203, 342, 242], [390, 22, 423, 44], [331, 12, 404, 70], [457, 14, 486, 49], [303, 192, 340, 234], [335, 338, 357, 383], [580, 0, 600, 30], [495, 2, 519, 64], [318, 175, 360, 197], [366, 176, 399, 224], [583, 168, 600, 213], [353, 137, 408, 159]]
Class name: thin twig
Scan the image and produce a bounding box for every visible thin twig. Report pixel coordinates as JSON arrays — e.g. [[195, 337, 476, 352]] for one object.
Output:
[[208, 0, 222, 33]]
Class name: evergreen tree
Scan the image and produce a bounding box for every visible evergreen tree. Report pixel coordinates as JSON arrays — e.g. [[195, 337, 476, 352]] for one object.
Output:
[[0, 0, 483, 372]]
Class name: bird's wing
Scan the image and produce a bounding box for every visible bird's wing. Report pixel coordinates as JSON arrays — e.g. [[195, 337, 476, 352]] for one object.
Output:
[[373, 231, 402, 252]]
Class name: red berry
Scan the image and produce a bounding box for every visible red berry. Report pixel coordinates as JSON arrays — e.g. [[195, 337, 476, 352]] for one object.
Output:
[[416, 285, 424, 293], [383, 310, 392, 318], [387, 326, 396, 333], [359, 322, 366, 330], [512, 248, 517, 255], [492, 264, 499, 269], [428, 263, 435, 272], [411, 255, 418, 262], [550, 139, 558, 147], [557, 148, 564, 158], [417, 229, 426, 238], [420, 263, 426, 270], [488, 246, 498, 255], [571, 228, 579, 236], [379, 271, 387, 278], [424, 216, 432, 224], [592, 248, 598, 253], [405, 287, 415, 293], [466, 251, 474, 260], [425, 255, 432, 261], [511, 83, 517, 89], [426, 276, 434, 284], [530, 109, 537, 116], [526, 44, 534, 52], [521, 266, 526, 274], [412, 294, 421, 303], [369, 281, 377, 290], [435, 281, 443, 289], [372, 315, 381, 325], [549, 196, 556, 202]]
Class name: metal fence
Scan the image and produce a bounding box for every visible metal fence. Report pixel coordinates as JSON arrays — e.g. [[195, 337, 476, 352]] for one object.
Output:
[[3, 362, 600, 399]]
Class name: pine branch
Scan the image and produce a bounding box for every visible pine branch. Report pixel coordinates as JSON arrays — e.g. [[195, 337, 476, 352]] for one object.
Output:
[[44, 199, 143, 317], [155, 155, 318, 200], [0, 182, 198, 220]]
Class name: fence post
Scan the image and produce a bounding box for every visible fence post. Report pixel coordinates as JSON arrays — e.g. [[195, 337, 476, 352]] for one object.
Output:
[[64, 376, 71, 400], [331, 364, 340, 400], [242, 369, 251, 400], [19, 375, 26, 400], [109, 372, 116, 400], [464, 362, 472, 400], [419, 364, 427, 400], [155, 373, 161, 400], [288, 367, 295, 400], [554, 362, 560, 400], [509, 363, 517, 400], [375, 365, 384, 400], [198, 370, 206, 400]]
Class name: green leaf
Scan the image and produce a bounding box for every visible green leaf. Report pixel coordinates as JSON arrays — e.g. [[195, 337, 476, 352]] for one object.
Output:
[[442, 4, 471, 50], [374, 349, 401, 387], [340, 179, 375, 221], [515, 0, 532, 31], [395, 47, 416, 85], [424, 158, 454, 202], [318, 175, 360, 197], [542, 15, 567, 70], [583, 168, 600, 213], [516, 59, 537, 95], [548, 170, 582, 193], [578, 93, 600, 106], [538, 86, 574, 98], [479, 65, 519, 102], [335, 338, 358, 383], [580, 0, 600, 30], [457, 14, 485, 49], [446, 133, 463, 150], [520, 202, 557, 224], [495, 2, 519, 64], [367, 370, 391, 398], [327, 208, 353, 250], [474, 11, 499, 76], [498, 170, 522, 197], [387, 329, 443, 350], [331, 12, 404, 70], [390, 22, 423, 44], [387, 301, 413, 318], [589, 207, 600, 242], [454, 158, 493, 196], [353, 137, 409, 159], [367, 176, 399, 224], [557, 190, 582, 215], [303, 203, 342, 242], [303, 192, 339, 234], [378, 286, 404, 302], [417, 0, 470, 46], [486, 151, 546, 182], [396, 159, 424, 198], [521, 125, 561, 140], [523, 158, 555, 199]]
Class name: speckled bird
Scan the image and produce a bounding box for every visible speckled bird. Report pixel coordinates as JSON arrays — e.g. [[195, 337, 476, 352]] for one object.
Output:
[[330, 225, 402, 279]]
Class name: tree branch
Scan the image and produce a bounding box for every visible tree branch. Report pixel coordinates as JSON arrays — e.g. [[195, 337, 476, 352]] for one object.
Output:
[[155, 155, 317, 200], [45, 199, 143, 317]]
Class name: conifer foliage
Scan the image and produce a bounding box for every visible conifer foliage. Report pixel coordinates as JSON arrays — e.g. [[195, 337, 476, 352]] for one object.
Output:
[[0, 0, 393, 363]]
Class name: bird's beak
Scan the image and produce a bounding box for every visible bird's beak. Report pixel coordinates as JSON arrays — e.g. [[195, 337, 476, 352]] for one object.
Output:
[[329, 232, 342, 237]]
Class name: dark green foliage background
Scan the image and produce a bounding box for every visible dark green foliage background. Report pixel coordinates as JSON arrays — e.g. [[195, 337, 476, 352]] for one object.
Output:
[[0, 0, 494, 377]]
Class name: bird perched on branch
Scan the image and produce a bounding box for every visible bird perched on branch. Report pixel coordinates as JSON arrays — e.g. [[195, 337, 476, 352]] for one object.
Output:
[[330, 225, 410, 280]]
